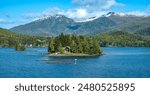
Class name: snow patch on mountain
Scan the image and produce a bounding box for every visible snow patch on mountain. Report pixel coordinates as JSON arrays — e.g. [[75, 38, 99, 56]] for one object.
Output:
[[75, 16, 99, 22], [103, 12, 149, 17], [36, 12, 149, 23], [37, 14, 65, 21]]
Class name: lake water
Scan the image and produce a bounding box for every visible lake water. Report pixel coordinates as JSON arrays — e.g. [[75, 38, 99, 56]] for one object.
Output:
[[0, 47, 150, 78]]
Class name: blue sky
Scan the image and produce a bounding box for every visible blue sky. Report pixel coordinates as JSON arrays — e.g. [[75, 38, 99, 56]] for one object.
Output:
[[0, 0, 150, 29]]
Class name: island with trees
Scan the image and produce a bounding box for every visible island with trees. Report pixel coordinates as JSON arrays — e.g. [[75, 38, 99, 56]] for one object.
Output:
[[1, 27, 150, 54], [47, 33, 102, 57]]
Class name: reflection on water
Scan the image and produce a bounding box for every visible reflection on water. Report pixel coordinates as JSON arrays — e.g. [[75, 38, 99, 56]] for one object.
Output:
[[0, 47, 150, 78]]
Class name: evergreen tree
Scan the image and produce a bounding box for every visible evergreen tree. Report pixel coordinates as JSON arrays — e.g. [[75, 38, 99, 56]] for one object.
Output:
[[92, 39, 101, 54], [88, 39, 94, 54], [59, 33, 65, 47], [70, 40, 77, 53], [15, 42, 25, 51], [48, 38, 55, 53], [57, 41, 64, 53], [82, 38, 89, 54], [65, 35, 72, 46], [78, 42, 83, 53]]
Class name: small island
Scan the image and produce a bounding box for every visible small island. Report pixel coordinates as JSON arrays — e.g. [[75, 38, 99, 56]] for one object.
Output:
[[46, 33, 102, 57]]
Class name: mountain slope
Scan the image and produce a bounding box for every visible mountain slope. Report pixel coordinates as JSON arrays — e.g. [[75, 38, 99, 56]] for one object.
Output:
[[11, 15, 74, 36], [0, 28, 46, 47], [108, 15, 150, 34], [75, 17, 116, 35], [10, 13, 150, 36]]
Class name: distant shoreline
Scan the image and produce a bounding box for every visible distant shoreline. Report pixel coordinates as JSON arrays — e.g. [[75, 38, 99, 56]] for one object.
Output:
[[44, 53, 101, 57]]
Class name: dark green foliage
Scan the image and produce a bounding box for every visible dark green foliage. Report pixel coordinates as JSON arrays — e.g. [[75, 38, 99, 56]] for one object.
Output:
[[0, 28, 48, 48], [81, 38, 90, 54], [48, 38, 55, 53], [92, 39, 102, 54], [15, 42, 25, 51], [48, 33, 102, 55], [95, 31, 150, 47], [57, 41, 63, 53], [70, 40, 77, 53], [78, 42, 83, 53]]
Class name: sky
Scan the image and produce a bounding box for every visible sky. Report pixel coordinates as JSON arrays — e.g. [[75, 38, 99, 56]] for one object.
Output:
[[0, 0, 150, 29]]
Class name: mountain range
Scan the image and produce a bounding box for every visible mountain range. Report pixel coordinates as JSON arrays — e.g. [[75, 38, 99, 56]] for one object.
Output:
[[10, 12, 150, 37]]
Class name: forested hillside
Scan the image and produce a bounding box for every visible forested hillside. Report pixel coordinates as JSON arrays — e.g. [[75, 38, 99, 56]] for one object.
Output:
[[95, 31, 150, 47], [0, 28, 47, 48], [1, 27, 150, 49]]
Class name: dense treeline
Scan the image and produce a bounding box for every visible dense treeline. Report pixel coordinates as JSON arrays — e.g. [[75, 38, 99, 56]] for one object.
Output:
[[48, 33, 102, 55], [95, 31, 150, 47], [1, 27, 150, 53], [0, 28, 48, 48]]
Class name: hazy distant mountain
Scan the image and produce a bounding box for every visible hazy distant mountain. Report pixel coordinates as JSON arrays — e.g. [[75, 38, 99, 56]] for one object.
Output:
[[10, 12, 150, 36]]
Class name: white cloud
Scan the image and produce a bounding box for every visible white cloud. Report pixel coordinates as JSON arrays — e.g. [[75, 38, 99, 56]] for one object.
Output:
[[65, 8, 87, 19], [42, 7, 89, 19], [22, 0, 124, 20], [70, 0, 124, 19], [126, 11, 149, 17], [68, 0, 124, 19], [72, 0, 124, 11], [0, 18, 14, 24], [22, 7, 65, 20], [42, 7, 65, 16]]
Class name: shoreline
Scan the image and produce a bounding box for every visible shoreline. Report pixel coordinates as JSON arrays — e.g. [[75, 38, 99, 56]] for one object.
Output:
[[44, 53, 101, 57]]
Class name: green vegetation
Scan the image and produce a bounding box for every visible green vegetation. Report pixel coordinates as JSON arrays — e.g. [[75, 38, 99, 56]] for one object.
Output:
[[1, 27, 150, 55], [48, 33, 102, 56], [0, 28, 48, 48], [95, 31, 150, 47], [15, 42, 25, 51]]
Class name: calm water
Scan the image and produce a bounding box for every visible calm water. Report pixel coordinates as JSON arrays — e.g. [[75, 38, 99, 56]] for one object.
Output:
[[0, 47, 150, 78]]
